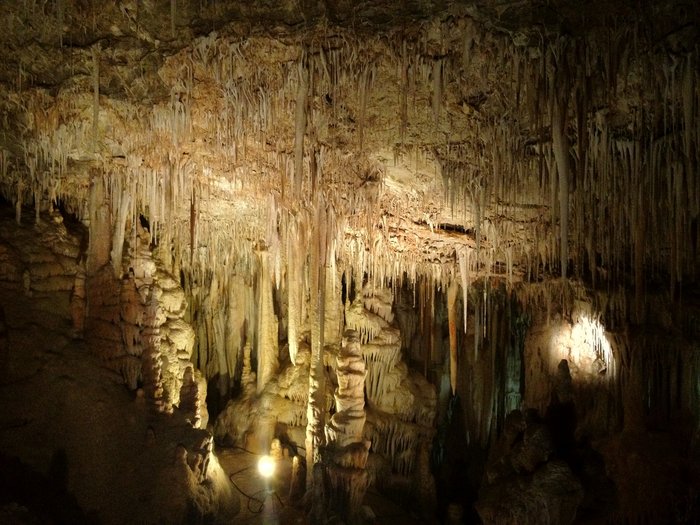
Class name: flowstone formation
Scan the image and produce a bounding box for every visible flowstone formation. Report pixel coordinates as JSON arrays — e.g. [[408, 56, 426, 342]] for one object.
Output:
[[0, 206, 82, 302], [314, 329, 370, 525], [214, 342, 321, 453], [86, 221, 207, 425]]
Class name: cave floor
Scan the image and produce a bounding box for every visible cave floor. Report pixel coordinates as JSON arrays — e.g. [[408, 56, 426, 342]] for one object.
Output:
[[217, 448, 431, 525]]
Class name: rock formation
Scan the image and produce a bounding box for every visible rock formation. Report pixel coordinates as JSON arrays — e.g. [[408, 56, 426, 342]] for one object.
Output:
[[477, 408, 584, 525], [315, 329, 370, 524], [0, 209, 237, 524]]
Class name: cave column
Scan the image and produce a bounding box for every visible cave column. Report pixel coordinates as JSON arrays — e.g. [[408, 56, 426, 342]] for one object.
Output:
[[315, 329, 370, 524], [86, 173, 111, 276], [305, 261, 326, 491], [256, 249, 279, 394], [306, 201, 330, 490], [142, 287, 166, 413]]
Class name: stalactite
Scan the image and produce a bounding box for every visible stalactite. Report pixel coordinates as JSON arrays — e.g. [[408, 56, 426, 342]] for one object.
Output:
[[400, 39, 408, 143], [256, 249, 279, 394], [287, 218, 301, 365], [432, 58, 442, 125], [15, 179, 22, 225], [358, 66, 369, 152], [110, 190, 131, 278], [447, 281, 459, 395], [474, 289, 480, 361], [552, 83, 570, 279], [170, 0, 176, 39], [189, 182, 196, 265], [294, 58, 308, 198], [92, 45, 99, 155], [87, 175, 111, 275], [56, 0, 63, 47]]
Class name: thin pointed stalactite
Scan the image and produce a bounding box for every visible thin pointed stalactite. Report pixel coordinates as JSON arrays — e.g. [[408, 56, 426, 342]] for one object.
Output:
[[92, 45, 100, 155], [287, 217, 301, 365], [358, 66, 370, 152], [170, 0, 176, 39], [294, 58, 308, 198], [399, 39, 408, 144], [111, 190, 131, 278], [432, 58, 442, 125], [459, 248, 470, 333], [189, 182, 197, 266], [447, 281, 459, 395], [552, 83, 570, 279]]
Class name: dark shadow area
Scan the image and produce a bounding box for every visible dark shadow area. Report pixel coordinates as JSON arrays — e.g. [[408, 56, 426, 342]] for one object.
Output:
[[433, 394, 484, 524], [0, 451, 99, 525]]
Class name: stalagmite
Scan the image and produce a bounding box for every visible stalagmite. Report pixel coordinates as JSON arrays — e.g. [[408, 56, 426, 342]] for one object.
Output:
[[142, 288, 166, 413]]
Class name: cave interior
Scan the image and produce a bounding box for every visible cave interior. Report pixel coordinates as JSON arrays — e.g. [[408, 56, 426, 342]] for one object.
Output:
[[0, 0, 699, 524]]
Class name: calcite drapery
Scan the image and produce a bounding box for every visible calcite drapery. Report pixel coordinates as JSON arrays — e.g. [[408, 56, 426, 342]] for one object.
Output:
[[325, 330, 367, 447], [315, 329, 370, 525]]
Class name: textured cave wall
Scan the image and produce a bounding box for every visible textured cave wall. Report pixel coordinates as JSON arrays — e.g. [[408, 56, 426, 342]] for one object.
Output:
[[0, 207, 238, 524]]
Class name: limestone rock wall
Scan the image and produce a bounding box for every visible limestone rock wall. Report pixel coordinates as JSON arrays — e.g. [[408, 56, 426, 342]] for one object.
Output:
[[85, 221, 206, 424], [0, 209, 238, 524], [0, 208, 82, 299]]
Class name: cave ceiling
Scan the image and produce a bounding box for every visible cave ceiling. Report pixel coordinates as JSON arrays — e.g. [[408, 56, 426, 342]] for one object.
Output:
[[0, 0, 697, 295]]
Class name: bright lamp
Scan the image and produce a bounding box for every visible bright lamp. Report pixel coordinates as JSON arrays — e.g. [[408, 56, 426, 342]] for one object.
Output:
[[257, 455, 276, 479]]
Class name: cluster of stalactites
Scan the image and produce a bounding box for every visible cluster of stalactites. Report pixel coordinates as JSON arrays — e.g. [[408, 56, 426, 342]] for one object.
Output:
[[437, 24, 699, 298], [1, 16, 696, 370]]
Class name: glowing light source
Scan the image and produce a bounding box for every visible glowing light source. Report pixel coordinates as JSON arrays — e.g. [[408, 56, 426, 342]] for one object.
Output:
[[549, 312, 616, 383], [257, 455, 276, 479]]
